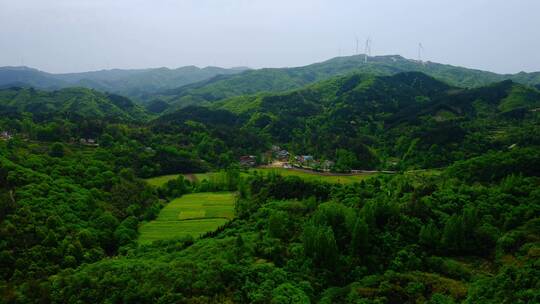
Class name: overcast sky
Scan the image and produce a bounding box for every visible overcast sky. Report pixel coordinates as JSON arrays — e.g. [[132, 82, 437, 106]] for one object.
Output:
[[1, 0, 539, 74]]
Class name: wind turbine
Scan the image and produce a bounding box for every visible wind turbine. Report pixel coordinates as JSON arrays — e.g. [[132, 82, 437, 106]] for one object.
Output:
[[364, 38, 372, 63], [418, 43, 424, 63]]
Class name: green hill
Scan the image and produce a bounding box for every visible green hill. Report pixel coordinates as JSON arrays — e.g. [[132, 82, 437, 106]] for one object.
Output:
[[0, 66, 68, 89], [208, 71, 540, 169], [0, 65, 248, 101], [156, 55, 540, 109], [0, 87, 149, 122]]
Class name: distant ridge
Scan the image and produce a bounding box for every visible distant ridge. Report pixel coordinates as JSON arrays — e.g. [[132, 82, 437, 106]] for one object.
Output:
[[0, 65, 250, 100], [149, 54, 540, 110], [1, 54, 539, 108]]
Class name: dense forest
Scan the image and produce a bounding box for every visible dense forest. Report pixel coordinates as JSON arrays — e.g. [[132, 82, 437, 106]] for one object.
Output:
[[0, 56, 539, 303]]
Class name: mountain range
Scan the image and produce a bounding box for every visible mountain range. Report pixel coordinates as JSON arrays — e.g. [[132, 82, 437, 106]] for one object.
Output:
[[0, 65, 248, 101], [3, 55, 540, 114], [143, 55, 540, 109]]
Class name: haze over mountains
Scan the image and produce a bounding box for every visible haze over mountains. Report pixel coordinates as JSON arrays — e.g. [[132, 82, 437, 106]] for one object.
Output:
[[0, 65, 249, 100]]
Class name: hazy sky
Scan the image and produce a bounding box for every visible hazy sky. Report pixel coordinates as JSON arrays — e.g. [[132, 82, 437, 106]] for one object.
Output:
[[1, 0, 539, 74]]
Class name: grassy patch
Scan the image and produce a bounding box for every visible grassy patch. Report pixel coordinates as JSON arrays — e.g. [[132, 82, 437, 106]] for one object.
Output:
[[138, 192, 236, 244], [145, 172, 221, 187], [145, 169, 375, 188], [251, 168, 376, 184], [145, 174, 182, 187]]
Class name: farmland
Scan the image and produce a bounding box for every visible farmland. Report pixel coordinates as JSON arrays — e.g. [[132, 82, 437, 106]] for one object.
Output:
[[145, 168, 377, 188], [145, 173, 215, 187], [138, 192, 236, 244], [251, 167, 378, 184]]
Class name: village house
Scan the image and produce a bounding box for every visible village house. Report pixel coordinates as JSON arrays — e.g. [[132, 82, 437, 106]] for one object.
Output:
[[0, 131, 12, 140], [271, 145, 281, 152], [275, 149, 289, 161], [321, 160, 335, 171], [297, 155, 314, 164], [239, 155, 257, 167], [79, 138, 99, 147]]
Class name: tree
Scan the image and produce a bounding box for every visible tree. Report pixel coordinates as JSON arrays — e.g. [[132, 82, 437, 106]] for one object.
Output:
[[351, 217, 369, 256], [271, 283, 311, 304], [312, 202, 355, 249], [442, 215, 464, 253], [49, 142, 65, 157], [268, 210, 289, 240], [419, 221, 440, 251], [99, 133, 114, 148], [335, 149, 357, 172], [303, 224, 338, 268]]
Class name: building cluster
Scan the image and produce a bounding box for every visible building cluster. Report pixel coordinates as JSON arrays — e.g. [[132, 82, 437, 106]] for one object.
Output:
[[0, 131, 13, 140], [79, 138, 99, 147], [239, 155, 257, 167], [239, 145, 337, 171]]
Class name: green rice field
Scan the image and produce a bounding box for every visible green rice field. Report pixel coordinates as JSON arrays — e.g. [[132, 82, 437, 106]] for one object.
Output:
[[145, 168, 376, 188], [251, 168, 376, 184], [145, 173, 216, 187], [138, 192, 236, 244]]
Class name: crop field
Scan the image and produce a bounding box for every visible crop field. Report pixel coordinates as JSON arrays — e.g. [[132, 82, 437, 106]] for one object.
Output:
[[251, 168, 377, 184], [145, 168, 377, 188], [138, 192, 236, 244], [145, 173, 218, 187]]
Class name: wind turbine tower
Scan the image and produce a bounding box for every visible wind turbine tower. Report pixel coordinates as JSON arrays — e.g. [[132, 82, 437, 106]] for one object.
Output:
[[418, 43, 424, 63], [364, 38, 372, 63]]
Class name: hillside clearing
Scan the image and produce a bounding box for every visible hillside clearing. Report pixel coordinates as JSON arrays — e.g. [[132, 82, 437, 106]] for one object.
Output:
[[145, 173, 217, 187], [138, 192, 236, 244]]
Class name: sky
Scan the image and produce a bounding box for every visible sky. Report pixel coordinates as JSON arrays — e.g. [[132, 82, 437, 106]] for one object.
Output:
[[0, 0, 539, 74]]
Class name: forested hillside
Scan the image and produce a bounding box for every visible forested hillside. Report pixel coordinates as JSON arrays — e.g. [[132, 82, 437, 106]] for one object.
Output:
[[0, 61, 539, 303], [32, 150, 540, 303], [0, 87, 148, 122], [209, 72, 540, 170], [154, 55, 540, 110]]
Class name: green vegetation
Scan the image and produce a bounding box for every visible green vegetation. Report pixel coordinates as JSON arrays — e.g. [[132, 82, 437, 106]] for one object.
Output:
[[0, 59, 539, 303], [0, 87, 148, 121], [138, 192, 236, 244], [152, 54, 540, 109], [145, 173, 183, 187], [198, 72, 540, 172], [0, 65, 248, 102], [44, 151, 540, 303], [147, 169, 374, 188], [145, 172, 224, 187], [252, 167, 376, 184]]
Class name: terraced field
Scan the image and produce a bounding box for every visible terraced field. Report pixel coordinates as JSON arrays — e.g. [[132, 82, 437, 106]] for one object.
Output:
[[138, 192, 236, 244]]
